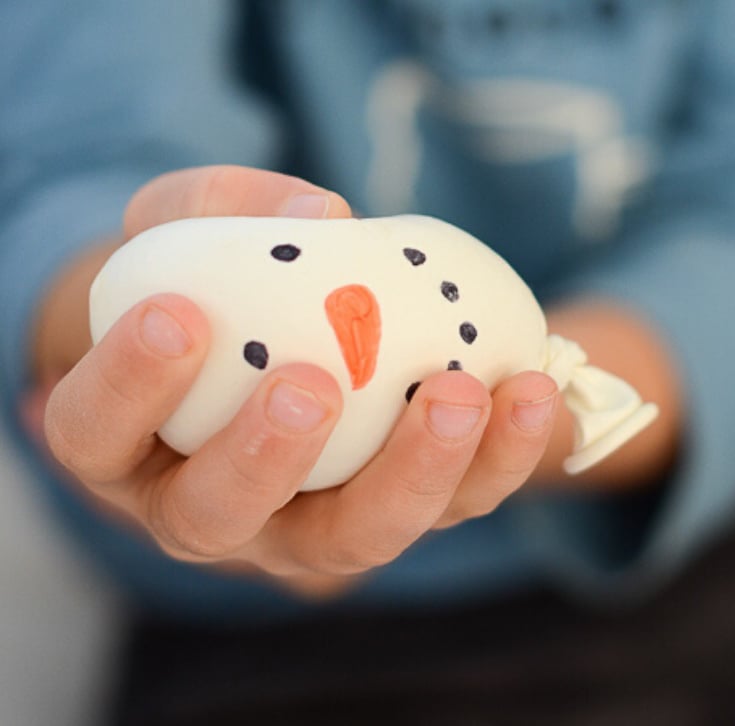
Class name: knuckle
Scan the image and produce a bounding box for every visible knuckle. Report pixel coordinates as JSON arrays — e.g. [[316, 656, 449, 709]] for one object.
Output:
[[440, 500, 480, 528], [44, 411, 89, 474], [493, 450, 539, 493], [44, 397, 116, 482], [184, 165, 249, 217], [382, 444, 461, 510], [494, 464, 530, 494], [91, 347, 147, 410], [389, 463, 452, 503], [165, 537, 230, 563], [323, 536, 396, 575], [438, 457, 535, 530], [254, 558, 303, 579], [222, 435, 282, 502], [152, 495, 237, 563], [481, 437, 544, 497], [479, 468, 528, 507], [440, 493, 501, 528], [155, 537, 223, 564]]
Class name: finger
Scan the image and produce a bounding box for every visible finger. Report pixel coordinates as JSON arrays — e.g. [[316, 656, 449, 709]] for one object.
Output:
[[260, 371, 491, 576], [20, 376, 60, 449], [147, 364, 342, 561], [435, 371, 558, 529], [124, 165, 352, 239], [44, 294, 209, 484]]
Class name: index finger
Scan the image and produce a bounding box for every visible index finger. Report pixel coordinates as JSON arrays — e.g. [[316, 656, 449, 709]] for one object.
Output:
[[44, 293, 209, 485]]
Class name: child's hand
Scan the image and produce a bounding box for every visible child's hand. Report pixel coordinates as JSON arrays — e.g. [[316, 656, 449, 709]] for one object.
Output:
[[35, 166, 557, 596]]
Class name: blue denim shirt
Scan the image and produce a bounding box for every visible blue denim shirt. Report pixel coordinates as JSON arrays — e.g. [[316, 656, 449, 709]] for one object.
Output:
[[1, 0, 734, 621]]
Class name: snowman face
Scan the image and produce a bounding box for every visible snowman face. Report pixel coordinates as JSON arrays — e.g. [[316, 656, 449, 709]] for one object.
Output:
[[90, 215, 547, 490], [238, 237, 483, 402]]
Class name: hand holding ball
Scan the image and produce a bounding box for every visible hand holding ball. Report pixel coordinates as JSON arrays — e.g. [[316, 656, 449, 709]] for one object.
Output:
[[90, 215, 658, 490]]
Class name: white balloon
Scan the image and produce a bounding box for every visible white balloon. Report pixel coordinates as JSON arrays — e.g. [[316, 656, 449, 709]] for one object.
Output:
[[90, 215, 657, 490]]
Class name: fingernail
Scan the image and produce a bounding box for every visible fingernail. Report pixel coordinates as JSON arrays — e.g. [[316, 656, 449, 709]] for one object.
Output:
[[280, 193, 330, 219], [512, 393, 556, 432], [267, 381, 329, 432], [140, 306, 192, 358], [427, 402, 483, 441]]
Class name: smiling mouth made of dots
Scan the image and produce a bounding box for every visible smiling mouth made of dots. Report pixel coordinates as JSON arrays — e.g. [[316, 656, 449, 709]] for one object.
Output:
[[242, 244, 478, 403]]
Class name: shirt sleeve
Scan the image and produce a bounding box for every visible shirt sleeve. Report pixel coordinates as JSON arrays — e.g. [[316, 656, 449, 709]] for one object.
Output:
[[515, 0, 735, 602], [0, 0, 282, 405]]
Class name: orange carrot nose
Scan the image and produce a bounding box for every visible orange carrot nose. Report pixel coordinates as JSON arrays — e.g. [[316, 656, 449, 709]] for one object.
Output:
[[325, 284, 381, 390]]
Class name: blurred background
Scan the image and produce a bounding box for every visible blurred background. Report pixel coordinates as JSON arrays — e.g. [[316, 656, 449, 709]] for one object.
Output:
[[0, 422, 121, 725]]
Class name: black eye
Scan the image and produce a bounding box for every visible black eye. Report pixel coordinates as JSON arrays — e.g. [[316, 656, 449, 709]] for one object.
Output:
[[405, 381, 421, 403], [271, 244, 301, 262], [459, 322, 478, 345], [441, 281, 459, 302], [243, 341, 269, 369], [403, 248, 426, 266]]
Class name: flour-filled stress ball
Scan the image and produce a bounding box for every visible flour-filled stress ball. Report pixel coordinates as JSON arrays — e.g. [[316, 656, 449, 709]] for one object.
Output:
[[89, 215, 658, 491]]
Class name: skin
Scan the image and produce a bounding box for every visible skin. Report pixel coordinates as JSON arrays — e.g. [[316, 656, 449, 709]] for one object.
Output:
[[25, 165, 682, 599]]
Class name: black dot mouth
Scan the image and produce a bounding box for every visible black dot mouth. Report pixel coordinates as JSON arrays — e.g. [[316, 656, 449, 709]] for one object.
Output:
[[441, 281, 459, 302], [405, 381, 421, 403], [460, 322, 478, 344]]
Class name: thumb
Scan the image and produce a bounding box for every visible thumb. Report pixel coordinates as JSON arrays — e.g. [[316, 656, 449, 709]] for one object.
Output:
[[123, 165, 352, 240]]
